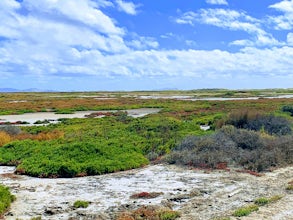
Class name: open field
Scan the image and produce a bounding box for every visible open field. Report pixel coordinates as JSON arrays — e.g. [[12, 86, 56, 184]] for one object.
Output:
[[0, 90, 293, 219]]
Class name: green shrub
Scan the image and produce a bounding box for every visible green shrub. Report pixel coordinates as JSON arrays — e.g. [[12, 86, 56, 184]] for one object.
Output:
[[159, 210, 180, 220], [0, 185, 15, 215], [282, 105, 293, 116], [232, 204, 259, 217], [73, 200, 89, 208], [286, 185, 293, 190], [254, 197, 269, 206]]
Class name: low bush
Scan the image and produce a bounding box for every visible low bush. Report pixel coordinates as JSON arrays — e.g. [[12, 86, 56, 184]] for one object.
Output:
[[254, 197, 269, 206], [0, 139, 148, 177], [166, 125, 293, 171], [0, 185, 15, 215], [222, 110, 292, 136], [73, 200, 89, 208], [116, 206, 180, 220], [0, 131, 11, 147], [282, 105, 293, 116], [232, 204, 259, 217], [158, 210, 180, 220]]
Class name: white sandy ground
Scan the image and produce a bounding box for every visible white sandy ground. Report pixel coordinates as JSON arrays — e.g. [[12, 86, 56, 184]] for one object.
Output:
[[0, 165, 292, 220], [0, 108, 161, 125]]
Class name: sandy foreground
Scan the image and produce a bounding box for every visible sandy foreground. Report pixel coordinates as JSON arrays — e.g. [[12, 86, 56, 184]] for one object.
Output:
[[0, 164, 292, 220]]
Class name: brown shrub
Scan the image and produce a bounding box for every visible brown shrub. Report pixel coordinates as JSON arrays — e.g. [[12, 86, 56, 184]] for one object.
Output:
[[0, 131, 11, 146]]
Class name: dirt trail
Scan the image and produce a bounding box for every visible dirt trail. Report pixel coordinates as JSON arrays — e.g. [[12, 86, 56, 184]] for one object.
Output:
[[0, 165, 292, 220]]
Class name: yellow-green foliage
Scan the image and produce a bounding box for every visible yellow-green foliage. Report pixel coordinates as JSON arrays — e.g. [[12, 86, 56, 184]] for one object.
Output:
[[232, 204, 259, 217], [0, 185, 15, 215], [73, 200, 89, 208], [158, 210, 180, 220], [254, 197, 270, 206]]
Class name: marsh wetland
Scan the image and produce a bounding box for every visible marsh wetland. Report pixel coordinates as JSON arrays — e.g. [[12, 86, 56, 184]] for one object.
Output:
[[0, 89, 293, 219]]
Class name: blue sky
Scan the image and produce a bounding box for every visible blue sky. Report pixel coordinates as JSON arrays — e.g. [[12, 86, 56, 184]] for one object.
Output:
[[0, 0, 293, 91]]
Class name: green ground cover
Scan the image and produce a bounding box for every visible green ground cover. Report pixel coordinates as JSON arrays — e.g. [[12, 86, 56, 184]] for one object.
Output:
[[0, 91, 292, 178]]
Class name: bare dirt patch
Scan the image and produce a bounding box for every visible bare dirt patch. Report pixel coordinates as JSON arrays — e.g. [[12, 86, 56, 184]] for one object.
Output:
[[0, 165, 292, 220]]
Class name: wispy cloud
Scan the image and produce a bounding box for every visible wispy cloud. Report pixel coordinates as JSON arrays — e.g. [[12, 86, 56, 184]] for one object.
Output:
[[175, 8, 280, 47], [116, 0, 139, 15], [127, 35, 159, 50], [268, 0, 293, 30], [206, 0, 228, 5], [287, 32, 293, 45]]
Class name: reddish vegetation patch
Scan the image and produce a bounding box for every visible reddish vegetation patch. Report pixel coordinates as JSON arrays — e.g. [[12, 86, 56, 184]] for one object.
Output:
[[76, 172, 87, 177], [0, 173, 20, 179], [216, 162, 230, 171], [288, 180, 293, 185], [130, 192, 163, 199], [85, 112, 113, 118], [236, 170, 263, 177], [117, 206, 180, 220]]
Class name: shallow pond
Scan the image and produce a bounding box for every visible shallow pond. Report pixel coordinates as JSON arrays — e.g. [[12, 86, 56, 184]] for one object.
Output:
[[0, 108, 161, 125]]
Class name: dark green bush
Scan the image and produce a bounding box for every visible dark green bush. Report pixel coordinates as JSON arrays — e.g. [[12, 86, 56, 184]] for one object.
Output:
[[282, 105, 293, 116], [224, 111, 292, 136]]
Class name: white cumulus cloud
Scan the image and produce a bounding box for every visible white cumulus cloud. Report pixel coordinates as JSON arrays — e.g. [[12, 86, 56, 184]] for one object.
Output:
[[116, 0, 139, 15], [175, 8, 281, 47], [269, 0, 293, 30]]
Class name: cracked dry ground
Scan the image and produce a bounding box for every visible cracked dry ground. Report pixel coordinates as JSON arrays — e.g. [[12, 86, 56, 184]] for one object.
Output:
[[0, 165, 292, 220]]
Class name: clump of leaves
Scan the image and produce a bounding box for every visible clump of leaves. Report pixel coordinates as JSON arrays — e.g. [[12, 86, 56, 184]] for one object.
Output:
[[232, 204, 259, 217], [254, 197, 270, 206], [73, 200, 89, 208], [0, 185, 15, 215], [158, 210, 180, 220]]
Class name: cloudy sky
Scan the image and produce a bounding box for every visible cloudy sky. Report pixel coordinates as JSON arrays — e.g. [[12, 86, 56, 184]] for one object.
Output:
[[0, 0, 293, 91]]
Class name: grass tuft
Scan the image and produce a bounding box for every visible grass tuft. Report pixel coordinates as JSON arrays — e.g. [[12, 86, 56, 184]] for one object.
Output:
[[232, 204, 259, 217], [73, 200, 89, 208]]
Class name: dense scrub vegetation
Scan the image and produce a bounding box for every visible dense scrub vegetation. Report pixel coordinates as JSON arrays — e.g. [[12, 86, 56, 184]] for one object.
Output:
[[167, 111, 293, 171], [218, 110, 292, 135], [0, 91, 293, 177], [0, 113, 209, 177], [0, 185, 15, 216]]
